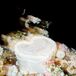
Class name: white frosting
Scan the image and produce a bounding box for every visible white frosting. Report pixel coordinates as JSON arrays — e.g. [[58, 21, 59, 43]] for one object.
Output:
[[14, 35, 57, 74]]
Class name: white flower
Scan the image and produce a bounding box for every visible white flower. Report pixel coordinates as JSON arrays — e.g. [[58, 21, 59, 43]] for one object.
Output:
[[0, 46, 3, 56], [52, 67, 64, 76], [7, 65, 18, 76], [56, 50, 65, 59], [28, 15, 41, 24], [17, 72, 23, 76]]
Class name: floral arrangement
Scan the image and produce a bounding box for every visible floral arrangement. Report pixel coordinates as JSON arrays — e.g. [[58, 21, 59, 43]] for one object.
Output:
[[0, 15, 76, 76]]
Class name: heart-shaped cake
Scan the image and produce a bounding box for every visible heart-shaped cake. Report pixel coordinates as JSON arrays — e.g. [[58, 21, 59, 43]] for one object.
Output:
[[14, 35, 57, 74]]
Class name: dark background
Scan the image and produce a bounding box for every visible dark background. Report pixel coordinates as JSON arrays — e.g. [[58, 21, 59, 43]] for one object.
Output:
[[0, 2, 76, 49]]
